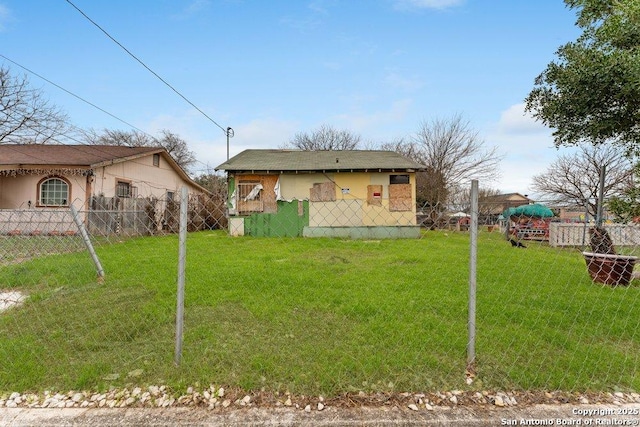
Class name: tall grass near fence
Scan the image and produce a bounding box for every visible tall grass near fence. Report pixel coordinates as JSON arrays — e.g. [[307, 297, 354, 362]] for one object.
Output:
[[0, 231, 639, 396]]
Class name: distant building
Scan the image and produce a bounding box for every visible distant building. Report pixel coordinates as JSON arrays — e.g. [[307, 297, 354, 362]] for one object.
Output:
[[479, 192, 534, 224]]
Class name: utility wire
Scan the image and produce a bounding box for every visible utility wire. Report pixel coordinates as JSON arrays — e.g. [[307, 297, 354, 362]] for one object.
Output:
[[1, 54, 221, 174], [0, 53, 152, 138], [64, 0, 229, 135]]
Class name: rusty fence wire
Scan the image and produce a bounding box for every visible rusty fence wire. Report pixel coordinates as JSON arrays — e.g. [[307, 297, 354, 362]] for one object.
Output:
[[1, 185, 639, 405]]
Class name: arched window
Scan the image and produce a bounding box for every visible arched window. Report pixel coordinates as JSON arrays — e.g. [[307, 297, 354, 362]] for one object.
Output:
[[39, 177, 69, 206]]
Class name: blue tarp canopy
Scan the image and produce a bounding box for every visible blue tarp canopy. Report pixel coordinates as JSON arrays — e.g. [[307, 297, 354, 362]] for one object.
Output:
[[503, 203, 554, 218]]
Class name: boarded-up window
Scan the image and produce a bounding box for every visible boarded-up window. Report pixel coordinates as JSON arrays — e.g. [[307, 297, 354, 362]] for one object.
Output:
[[367, 185, 383, 206], [389, 184, 412, 211], [310, 182, 336, 202], [260, 175, 278, 214], [235, 174, 278, 214], [237, 182, 263, 213]]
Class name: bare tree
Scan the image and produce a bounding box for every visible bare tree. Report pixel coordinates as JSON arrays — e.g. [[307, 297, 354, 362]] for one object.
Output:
[[0, 66, 69, 144], [83, 128, 153, 146], [83, 128, 197, 172], [531, 144, 633, 218], [194, 172, 227, 197], [156, 130, 197, 172], [451, 186, 502, 215], [286, 124, 361, 150], [383, 114, 503, 209]]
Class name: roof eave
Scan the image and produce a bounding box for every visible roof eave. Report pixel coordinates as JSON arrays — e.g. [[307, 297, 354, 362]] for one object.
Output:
[[224, 168, 422, 174]]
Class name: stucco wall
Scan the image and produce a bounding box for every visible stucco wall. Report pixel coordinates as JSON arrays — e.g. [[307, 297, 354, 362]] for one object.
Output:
[[93, 154, 200, 199], [0, 153, 204, 210], [278, 172, 415, 202], [278, 172, 417, 227], [0, 174, 87, 209]]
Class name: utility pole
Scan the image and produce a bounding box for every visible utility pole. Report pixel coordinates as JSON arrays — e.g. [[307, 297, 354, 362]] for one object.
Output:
[[226, 127, 234, 161]]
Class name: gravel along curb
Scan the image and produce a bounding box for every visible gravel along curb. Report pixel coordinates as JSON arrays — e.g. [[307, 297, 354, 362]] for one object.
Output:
[[1, 389, 640, 426], [2, 404, 640, 427], [1, 388, 640, 410]]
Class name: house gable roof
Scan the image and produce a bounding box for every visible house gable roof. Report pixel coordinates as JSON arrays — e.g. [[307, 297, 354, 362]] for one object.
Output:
[[0, 144, 163, 168], [0, 144, 210, 194], [216, 149, 426, 173]]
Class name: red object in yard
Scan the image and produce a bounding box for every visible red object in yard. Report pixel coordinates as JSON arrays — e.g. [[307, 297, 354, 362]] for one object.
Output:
[[511, 218, 551, 240], [583, 252, 638, 286]]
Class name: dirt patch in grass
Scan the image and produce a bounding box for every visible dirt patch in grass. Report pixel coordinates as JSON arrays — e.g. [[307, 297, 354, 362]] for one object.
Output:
[[0, 291, 26, 312]]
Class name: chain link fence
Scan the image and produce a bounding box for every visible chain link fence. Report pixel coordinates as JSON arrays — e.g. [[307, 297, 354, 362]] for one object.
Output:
[[1, 185, 639, 402]]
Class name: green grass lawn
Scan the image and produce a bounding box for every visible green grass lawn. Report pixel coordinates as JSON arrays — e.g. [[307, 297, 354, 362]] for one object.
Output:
[[0, 230, 638, 396]]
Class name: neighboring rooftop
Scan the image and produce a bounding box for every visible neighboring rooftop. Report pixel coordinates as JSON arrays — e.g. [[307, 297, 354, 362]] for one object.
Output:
[[482, 193, 533, 203], [215, 149, 426, 173], [0, 144, 163, 168]]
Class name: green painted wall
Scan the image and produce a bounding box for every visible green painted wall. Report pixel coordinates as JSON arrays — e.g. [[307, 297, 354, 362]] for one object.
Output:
[[244, 200, 309, 237]]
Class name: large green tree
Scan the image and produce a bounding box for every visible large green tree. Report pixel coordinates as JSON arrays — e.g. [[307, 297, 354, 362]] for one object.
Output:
[[525, 0, 640, 152]]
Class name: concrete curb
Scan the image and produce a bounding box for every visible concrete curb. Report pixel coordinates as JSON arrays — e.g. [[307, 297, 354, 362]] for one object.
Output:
[[2, 404, 639, 426]]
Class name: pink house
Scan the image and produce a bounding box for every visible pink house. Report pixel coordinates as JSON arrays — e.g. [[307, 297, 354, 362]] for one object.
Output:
[[0, 144, 209, 235]]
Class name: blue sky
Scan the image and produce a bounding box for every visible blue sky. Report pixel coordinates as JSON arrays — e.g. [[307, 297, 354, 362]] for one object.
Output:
[[0, 0, 582, 195]]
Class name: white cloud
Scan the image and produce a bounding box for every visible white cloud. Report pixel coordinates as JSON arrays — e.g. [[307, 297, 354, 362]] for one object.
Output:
[[482, 103, 565, 195], [308, 0, 332, 15], [200, 117, 298, 172], [393, 0, 464, 11], [384, 71, 424, 92], [185, 0, 211, 14], [334, 98, 413, 134], [170, 0, 211, 20], [496, 103, 547, 135], [143, 109, 298, 174], [280, 1, 332, 33], [0, 4, 13, 32]]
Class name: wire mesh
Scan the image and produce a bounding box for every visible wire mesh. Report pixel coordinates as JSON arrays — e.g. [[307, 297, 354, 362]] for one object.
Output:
[[1, 188, 639, 403]]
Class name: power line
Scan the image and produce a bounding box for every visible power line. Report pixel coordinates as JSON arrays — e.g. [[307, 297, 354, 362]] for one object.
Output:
[[64, 0, 229, 135], [1, 54, 223, 175], [0, 53, 153, 138]]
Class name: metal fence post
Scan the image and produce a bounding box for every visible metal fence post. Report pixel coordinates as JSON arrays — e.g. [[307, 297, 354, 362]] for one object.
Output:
[[467, 179, 478, 373], [174, 186, 188, 366], [70, 204, 105, 280]]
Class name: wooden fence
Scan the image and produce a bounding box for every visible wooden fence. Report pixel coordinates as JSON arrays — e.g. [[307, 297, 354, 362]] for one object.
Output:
[[0, 195, 227, 237]]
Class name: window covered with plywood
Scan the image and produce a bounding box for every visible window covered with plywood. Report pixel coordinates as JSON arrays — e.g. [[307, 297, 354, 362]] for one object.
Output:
[[389, 175, 412, 211], [310, 182, 336, 202]]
